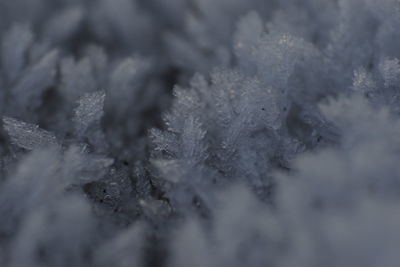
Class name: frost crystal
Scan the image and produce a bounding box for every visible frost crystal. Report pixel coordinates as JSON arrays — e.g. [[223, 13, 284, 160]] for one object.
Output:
[[74, 90, 106, 135], [1, 1, 400, 267], [3, 116, 58, 150]]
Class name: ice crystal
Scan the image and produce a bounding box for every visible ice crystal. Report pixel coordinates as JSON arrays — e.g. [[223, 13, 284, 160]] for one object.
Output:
[[0, 1, 400, 267], [3, 116, 58, 150]]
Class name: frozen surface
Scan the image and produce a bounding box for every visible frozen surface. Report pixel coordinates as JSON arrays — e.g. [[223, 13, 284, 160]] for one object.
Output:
[[0, 0, 400, 267]]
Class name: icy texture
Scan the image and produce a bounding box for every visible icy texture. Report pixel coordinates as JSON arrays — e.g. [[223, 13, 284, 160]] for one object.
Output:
[[74, 91, 106, 136], [3, 116, 58, 150], [1, 0, 400, 267]]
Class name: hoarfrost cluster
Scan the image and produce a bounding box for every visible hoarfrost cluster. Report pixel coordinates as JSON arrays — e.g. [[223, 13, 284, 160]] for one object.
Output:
[[0, 0, 400, 266]]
